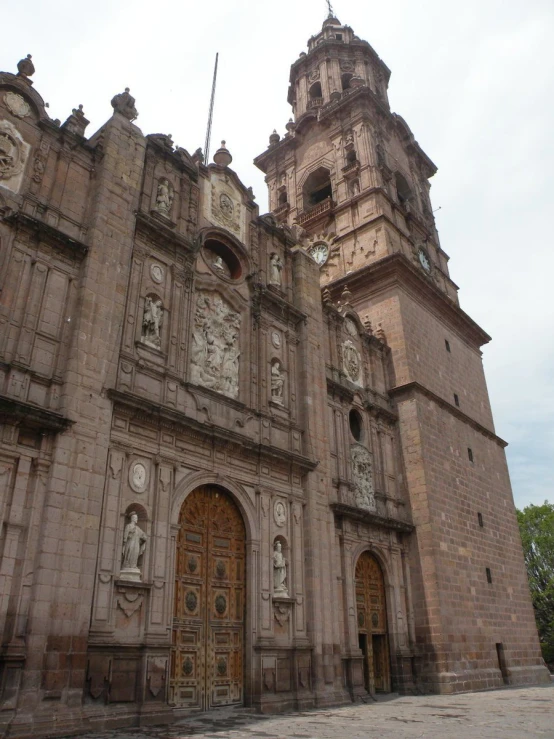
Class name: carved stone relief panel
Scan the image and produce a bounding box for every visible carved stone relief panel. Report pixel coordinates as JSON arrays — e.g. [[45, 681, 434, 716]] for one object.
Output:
[[344, 317, 358, 337], [0, 120, 31, 194], [342, 340, 362, 386], [190, 291, 241, 399], [350, 444, 376, 512], [4, 92, 31, 119]]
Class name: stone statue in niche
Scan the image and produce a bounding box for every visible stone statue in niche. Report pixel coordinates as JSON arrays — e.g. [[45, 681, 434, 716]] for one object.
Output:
[[154, 178, 173, 216], [271, 361, 285, 404], [190, 292, 241, 399], [349, 178, 361, 196], [213, 255, 226, 272], [350, 445, 376, 511], [269, 253, 283, 287], [273, 541, 288, 596], [142, 296, 163, 349], [121, 512, 147, 581]]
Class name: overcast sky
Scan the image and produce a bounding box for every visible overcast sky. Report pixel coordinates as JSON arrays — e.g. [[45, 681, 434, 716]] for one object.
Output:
[[3, 0, 553, 511]]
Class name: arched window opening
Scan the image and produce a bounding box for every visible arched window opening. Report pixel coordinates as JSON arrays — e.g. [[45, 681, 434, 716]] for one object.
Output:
[[303, 167, 332, 210], [203, 237, 242, 280], [346, 149, 357, 165], [278, 190, 288, 206], [309, 82, 322, 100], [395, 172, 412, 206], [349, 409, 363, 441], [341, 73, 353, 91]]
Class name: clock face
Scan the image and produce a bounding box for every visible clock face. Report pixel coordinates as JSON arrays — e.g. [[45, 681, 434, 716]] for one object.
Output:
[[309, 242, 329, 266], [418, 248, 431, 273]]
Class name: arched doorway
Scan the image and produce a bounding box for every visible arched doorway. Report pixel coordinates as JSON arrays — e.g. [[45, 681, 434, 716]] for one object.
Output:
[[170, 486, 246, 709], [355, 551, 391, 693]]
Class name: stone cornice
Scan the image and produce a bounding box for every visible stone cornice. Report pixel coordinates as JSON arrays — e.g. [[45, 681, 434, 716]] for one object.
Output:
[[3, 212, 88, 258], [326, 253, 491, 348], [0, 395, 73, 433], [134, 211, 195, 254], [389, 381, 507, 448], [108, 389, 318, 473], [330, 502, 414, 533], [251, 283, 307, 326]]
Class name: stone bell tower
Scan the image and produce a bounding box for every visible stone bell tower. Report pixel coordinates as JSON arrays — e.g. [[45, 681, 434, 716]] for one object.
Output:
[[255, 14, 549, 693]]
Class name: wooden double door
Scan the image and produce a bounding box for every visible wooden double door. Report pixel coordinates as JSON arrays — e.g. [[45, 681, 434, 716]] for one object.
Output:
[[170, 486, 246, 709], [355, 551, 391, 693]]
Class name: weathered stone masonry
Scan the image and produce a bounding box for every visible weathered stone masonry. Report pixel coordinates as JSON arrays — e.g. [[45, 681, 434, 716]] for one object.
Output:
[[0, 15, 548, 738]]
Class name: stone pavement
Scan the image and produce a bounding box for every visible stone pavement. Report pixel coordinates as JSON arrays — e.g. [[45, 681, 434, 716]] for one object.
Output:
[[63, 685, 554, 739]]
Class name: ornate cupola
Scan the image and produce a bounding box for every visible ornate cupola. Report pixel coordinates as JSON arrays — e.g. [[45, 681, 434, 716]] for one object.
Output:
[[288, 15, 391, 120]]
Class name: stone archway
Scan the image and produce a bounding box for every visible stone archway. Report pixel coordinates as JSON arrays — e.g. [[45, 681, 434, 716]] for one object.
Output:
[[355, 551, 391, 693], [170, 485, 246, 709]]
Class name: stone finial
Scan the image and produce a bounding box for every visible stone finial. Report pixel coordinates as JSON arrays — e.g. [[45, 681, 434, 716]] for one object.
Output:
[[110, 88, 138, 121], [269, 129, 280, 146], [213, 140, 232, 167], [322, 287, 333, 305], [285, 118, 296, 134], [362, 315, 373, 334], [341, 285, 353, 304], [61, 104, 89, 137], [17, 54, 35, 80]]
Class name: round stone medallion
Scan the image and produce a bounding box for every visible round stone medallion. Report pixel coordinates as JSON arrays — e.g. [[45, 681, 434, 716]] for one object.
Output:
[[273, 500, 286, 528], [150, 263, 164, 284], [4, 92, 31, 119], [129, 461, 147, 493]]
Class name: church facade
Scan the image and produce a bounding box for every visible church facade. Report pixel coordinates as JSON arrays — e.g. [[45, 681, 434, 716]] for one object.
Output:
[[0, 15, 549, 738]]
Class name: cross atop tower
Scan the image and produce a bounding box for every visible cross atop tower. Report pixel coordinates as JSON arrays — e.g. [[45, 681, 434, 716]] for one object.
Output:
[[326, 0, 334, 19]]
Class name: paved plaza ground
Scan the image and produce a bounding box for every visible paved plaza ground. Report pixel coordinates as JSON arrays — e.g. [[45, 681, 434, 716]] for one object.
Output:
[[63, 684, 554, 739]]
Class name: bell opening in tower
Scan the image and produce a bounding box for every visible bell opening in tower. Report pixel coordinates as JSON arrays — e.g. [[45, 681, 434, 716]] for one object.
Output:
[[303, 167, 332, 209]]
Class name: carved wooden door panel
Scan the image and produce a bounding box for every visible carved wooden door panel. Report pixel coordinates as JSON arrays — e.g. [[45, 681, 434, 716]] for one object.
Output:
[[355, 552, 390, 693], [171, 486, 245, 709]]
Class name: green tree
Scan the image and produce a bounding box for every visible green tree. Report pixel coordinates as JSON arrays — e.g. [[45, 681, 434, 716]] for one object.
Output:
[[517, 501, 554, 666]]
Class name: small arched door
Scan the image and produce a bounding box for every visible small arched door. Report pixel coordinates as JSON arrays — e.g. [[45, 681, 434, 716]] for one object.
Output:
[[355, 551, 391, 693], [170, 486, 246, 709]]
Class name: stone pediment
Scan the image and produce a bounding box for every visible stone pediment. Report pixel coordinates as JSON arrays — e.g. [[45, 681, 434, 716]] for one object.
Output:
[[202, 167, 248, 243]]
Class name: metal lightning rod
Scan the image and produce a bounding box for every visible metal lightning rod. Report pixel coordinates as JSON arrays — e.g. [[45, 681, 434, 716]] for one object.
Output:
[[204, 52, 219, 165]]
